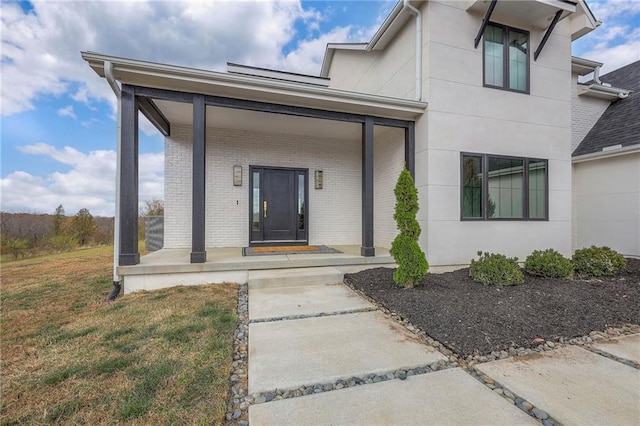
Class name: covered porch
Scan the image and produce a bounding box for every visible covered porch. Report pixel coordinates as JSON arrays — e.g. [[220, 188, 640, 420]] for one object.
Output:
[[82, 52, 426, 292]]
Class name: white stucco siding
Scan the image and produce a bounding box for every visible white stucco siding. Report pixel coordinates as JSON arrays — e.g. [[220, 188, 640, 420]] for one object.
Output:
[[573, 153, 640, 257], [164, 124, 364, 248], [570, 72, 611, 152], [419, 1, 573, 265], [374, 127, 405, 249], [327, 6, 419, 100]]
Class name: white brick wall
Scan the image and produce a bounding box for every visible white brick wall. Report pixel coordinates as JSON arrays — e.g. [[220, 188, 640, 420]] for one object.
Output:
[[374, 127, 405, 248], [571, 72, 611, 152], [165, 124, 374, 248]]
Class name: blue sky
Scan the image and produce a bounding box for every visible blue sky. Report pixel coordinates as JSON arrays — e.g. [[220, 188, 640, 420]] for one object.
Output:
[[1, 0, 639, 217]]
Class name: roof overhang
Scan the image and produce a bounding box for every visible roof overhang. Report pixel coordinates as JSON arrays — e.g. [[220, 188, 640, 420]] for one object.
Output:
[[82, 51, 427, 121], [466, 0, 598, 40], [573, 144, 640, 163], [466, 0, 576, 29], [571, 56, 603, 75]]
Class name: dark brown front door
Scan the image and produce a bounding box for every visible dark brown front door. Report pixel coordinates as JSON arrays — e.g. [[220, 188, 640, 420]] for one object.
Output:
[[250, 166, 308, 245]]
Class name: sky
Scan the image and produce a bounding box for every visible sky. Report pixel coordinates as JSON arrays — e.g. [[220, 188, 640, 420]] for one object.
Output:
[[1, 0, 639, 217]]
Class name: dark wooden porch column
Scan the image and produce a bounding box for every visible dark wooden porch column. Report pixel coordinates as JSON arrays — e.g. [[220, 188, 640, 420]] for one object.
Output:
[[119, 84, 140, 265], [405, 122, 415, 179], [361, 116, 375, 257], [191, 94, 207, 263]]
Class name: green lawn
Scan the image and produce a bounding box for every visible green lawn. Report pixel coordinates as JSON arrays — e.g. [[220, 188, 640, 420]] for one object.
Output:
[[1, 247, 238, 425]]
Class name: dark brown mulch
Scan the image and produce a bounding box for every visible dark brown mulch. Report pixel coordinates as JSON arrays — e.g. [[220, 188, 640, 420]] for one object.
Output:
[[344, 258, 640, 357]]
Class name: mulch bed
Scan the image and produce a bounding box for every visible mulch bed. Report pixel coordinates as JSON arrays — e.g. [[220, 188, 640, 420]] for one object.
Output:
[[344, 259, 640, 357]]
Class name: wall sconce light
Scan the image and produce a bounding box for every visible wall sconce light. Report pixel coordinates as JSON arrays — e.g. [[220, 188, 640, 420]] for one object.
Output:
[[233, 165, 242, 186], [314, 170, 323, 189]]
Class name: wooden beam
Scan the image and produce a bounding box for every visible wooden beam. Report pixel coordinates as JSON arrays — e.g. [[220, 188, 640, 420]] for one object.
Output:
[[137, 97, 170, 136], [190, 94, 207, 263], [361, 116, 375, 257], [119, 84, 140, 266]]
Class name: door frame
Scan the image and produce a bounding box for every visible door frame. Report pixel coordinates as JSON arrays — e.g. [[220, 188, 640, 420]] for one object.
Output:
[[248, 165, 309, 246]]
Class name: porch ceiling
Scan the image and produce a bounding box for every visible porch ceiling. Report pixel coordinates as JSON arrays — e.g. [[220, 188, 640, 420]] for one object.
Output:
[[154, 100, 363, 140]]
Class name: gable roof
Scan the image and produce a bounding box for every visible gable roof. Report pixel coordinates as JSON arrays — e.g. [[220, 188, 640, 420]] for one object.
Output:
[[573, 60, 640, 156]]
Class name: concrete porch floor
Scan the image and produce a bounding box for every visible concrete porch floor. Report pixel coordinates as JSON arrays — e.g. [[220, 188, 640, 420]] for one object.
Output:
[[117, 245, 395, 294]]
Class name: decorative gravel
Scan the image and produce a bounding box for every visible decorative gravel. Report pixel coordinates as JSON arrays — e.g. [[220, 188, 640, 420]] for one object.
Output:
[[344, 259, 640, 357]]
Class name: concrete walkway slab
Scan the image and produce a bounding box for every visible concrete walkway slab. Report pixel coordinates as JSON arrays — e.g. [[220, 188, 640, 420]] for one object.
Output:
[[477, 346, 640, 425], [248, 311, 445, 394], [249, 368, 538, 426], [592, 334, 640, 364], [249, 283, 374, 321], [248, 267, 343, 289]]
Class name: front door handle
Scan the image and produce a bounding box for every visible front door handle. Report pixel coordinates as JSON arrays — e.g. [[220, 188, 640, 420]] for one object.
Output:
[[263, 200, 268, 218]]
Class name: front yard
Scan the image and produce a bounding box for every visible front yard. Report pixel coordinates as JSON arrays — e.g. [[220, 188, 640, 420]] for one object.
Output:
[[1, 248, 237, 425]]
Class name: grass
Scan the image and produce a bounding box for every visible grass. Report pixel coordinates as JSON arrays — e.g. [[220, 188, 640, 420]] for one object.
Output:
[[1, 246, 238, 425]]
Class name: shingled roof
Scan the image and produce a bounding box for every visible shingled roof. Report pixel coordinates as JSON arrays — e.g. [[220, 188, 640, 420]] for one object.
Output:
[[573, 60, 640, 156]]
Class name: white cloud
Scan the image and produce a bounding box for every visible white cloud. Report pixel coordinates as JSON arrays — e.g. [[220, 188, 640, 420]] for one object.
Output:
[[589, 0, 640, 21], [1, 144, 164, 217], [0, 0, 374, 117], [57, 105, 76, 119], [574, 1, 640, 75]]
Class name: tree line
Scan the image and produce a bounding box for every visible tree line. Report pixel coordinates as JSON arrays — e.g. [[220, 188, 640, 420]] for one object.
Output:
[[1, 199, 164, 259], [1, 205, 114, 259]]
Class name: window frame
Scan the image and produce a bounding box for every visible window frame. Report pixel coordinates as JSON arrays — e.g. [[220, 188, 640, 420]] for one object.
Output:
[[460, 152, 548, 221], [483, 22, 530, 94]]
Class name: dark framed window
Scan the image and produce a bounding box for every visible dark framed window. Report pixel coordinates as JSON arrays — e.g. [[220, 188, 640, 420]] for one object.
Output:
[[484, 23, 529, 93], [461, 153, 548, 220]]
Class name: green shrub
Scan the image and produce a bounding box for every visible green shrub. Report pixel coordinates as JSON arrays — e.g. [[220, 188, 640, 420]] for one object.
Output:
[[524, 249, 573, 279], [573, 246, 627, 278], [43, 235, 78, 252], [2, 238, 29, 259], [390, 169, 428, 288], [470, 251, 524, 286]]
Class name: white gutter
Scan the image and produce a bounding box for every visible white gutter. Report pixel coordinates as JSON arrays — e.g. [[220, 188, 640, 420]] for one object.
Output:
[[104, 60, 122, 300], [572, 144, 640, 163], [403, 0, 422, 101], [584, 83, 631, 99]]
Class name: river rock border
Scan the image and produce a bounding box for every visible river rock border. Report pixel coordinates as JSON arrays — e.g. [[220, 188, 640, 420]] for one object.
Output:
[[226, 284, 249, 426]]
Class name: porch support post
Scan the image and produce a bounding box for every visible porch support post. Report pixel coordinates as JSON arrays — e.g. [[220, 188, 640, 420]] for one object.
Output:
[[119, 84, 140, 266], [190, 94, 207, 263], [404, 122, 415, 179], [361, 116, 375, 257]]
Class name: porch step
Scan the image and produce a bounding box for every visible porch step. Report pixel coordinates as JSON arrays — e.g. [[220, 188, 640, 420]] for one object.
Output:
[[248, 267, 344, 289]]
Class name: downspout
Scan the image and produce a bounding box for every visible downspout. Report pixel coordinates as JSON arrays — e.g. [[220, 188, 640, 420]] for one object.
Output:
[[593, 65, 629, 99], [593, 65, 602, 84], [105, 61, 122, 301], [403, 0, 422, 101]]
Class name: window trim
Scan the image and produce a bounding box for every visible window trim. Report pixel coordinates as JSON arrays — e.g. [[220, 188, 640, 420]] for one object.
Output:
[[482, 22, 530, 94], [460, 152, 548, 221]]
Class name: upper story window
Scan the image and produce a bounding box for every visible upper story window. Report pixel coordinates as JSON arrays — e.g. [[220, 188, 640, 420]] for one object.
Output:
[[484, 23, 529, 93]]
